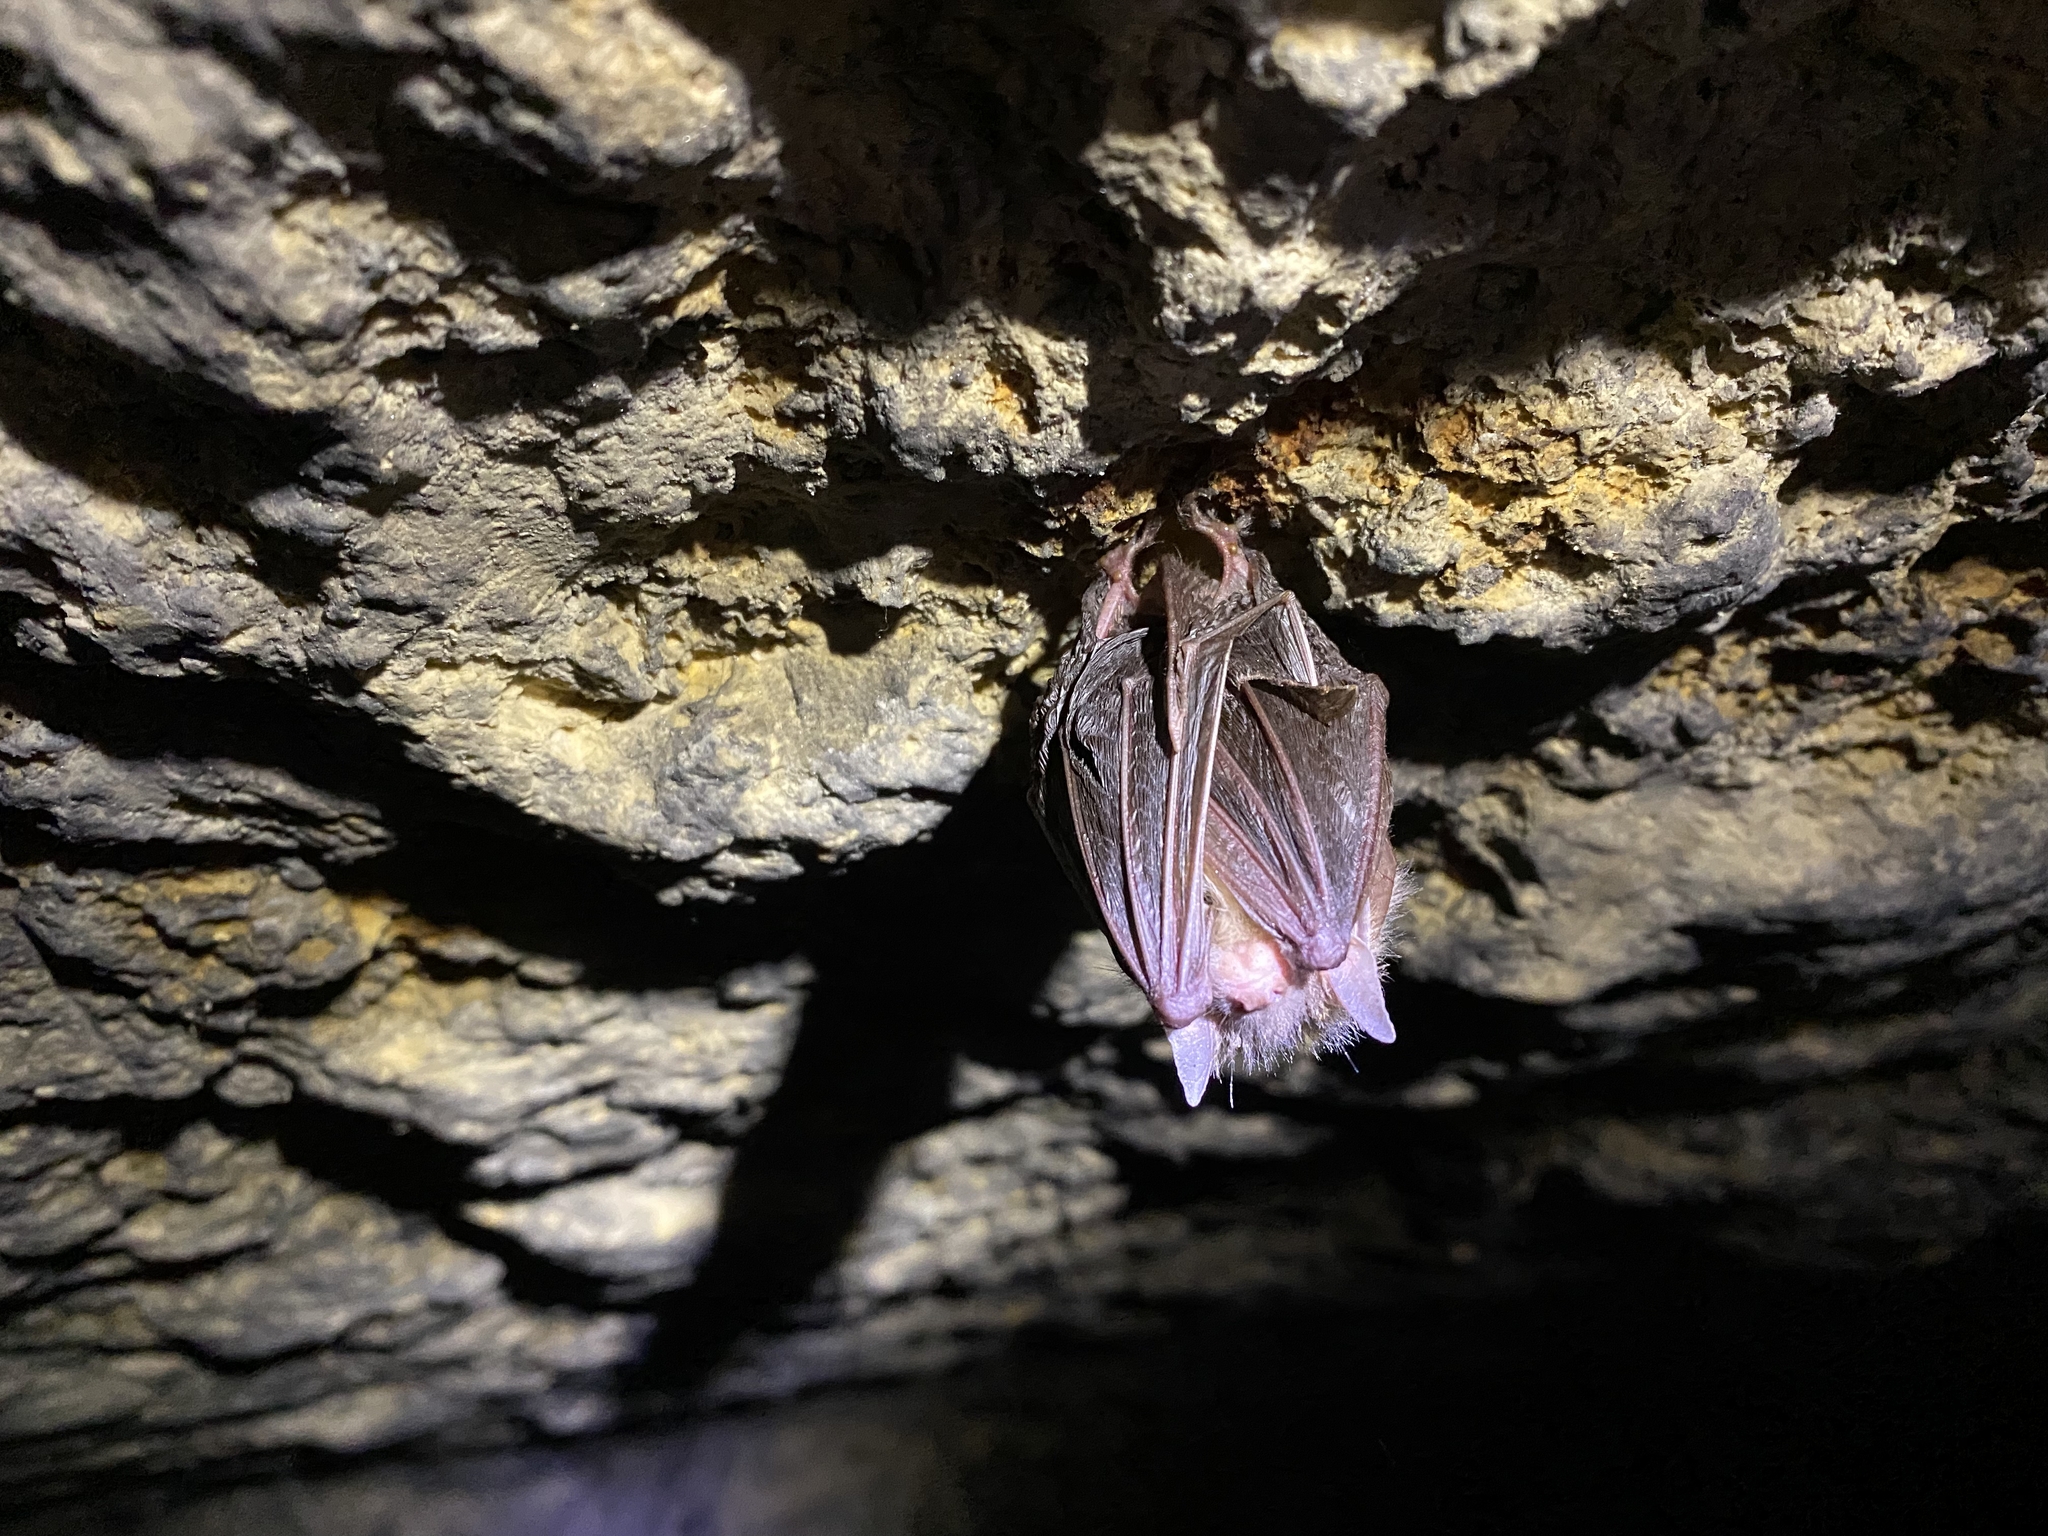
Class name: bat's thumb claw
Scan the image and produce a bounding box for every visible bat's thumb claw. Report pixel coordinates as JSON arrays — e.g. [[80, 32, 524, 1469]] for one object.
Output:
[[1167, 1020, 1219, 1107], [1330, 953, 1396, 1045]]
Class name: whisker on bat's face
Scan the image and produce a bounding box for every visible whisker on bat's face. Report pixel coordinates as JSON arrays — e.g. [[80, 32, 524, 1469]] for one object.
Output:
[[1029, 501, 1405, 1108]]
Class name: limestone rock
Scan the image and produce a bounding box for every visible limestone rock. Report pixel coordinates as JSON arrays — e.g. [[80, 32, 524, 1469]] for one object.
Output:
[[2, 0, 2046, 1502], [465, 1141, 734, 1285]]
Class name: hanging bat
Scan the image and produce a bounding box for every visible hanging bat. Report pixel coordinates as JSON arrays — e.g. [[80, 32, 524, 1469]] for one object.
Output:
[[1030, 502, 1403, 1107]]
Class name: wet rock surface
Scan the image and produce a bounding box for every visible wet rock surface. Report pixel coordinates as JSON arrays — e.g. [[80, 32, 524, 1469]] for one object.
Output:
[[2, 0, 2045, 1506]]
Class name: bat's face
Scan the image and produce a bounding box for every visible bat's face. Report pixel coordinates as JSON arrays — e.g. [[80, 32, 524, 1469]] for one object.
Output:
[[1208, 885, 1295, 1013], [1029, 509, 1403, 1107]]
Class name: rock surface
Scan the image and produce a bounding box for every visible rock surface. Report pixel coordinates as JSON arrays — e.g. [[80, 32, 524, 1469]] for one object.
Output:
[[1, 0, 2045, 1501]]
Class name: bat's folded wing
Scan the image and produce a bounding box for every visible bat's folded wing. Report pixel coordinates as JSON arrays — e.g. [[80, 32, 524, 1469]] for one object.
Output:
[[1056, 620, 1230, 1030], [1206, 596, 1393, 978]]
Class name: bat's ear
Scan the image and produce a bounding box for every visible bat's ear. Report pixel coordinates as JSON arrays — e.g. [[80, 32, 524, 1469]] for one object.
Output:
[[1329, 951, 1396, 1045], [1167, 1020, 1218, 1106]]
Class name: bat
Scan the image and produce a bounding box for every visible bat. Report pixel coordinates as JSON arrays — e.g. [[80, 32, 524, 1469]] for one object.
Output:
[[1030, 502, 1403, 1107]]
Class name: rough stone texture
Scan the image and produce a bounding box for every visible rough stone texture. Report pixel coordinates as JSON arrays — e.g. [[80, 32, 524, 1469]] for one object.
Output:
[[2, 0, 2046, 1503]]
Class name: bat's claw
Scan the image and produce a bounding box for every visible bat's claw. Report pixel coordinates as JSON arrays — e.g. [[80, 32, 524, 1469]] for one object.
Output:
[[1167, 1020, 1219, 1107]]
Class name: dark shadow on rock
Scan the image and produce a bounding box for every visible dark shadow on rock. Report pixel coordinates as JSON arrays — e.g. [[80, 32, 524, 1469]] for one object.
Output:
[[1346, 0, 2048, 362], [936, 1214, 2048, 1536], [664, 0, 1125, 325], [21, 1215, 2045, 1535], [1325, 613, 1687, 766], [1780, 354, 2046, 501], [0, 307, 339, 602], [631, 736, 1088, 1394], [660, 0, 1170, 467], [187, 30, 691, 284], [0, 631, 732, 995], [1916, 510, 2048, 572]]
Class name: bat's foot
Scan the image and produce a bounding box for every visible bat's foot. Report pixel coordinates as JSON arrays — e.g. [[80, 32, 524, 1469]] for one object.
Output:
[[1091, 516, 1162, 639], [1178, 497, 1251, 596]]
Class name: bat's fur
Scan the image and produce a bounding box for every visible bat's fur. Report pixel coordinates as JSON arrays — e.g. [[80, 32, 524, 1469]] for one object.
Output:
[[1211, 862, 1415, 1077], [1030, 502, 1407, 1106]]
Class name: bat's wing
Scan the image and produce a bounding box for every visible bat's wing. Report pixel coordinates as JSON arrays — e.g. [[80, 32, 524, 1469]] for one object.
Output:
[[1057, 624, 1222, 1029], [1028, 631, 1098, 903], [1027, 519, 1163, 842], [1054, 546, 1281, 1031], [1360, 754, 1400, 952], [1206, 589, 1393, 980]]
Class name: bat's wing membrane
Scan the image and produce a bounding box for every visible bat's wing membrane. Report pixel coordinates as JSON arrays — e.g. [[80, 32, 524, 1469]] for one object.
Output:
[[1360, 754, 1400, 950], [1058, 620, 1229, 1028], [1207, 592, 1392, 978]]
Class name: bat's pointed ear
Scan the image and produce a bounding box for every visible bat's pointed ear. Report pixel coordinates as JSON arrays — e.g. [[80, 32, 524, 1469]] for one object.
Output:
[[1168, 1020, 1218, 1106], [1330, 950, 1396, 1045]]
